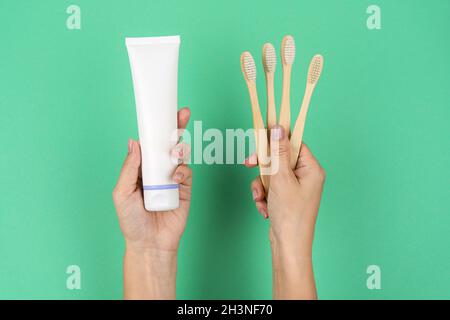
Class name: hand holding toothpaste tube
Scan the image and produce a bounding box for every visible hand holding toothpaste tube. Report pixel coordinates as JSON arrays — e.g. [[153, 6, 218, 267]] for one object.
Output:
[[112, 108, 191, 299]]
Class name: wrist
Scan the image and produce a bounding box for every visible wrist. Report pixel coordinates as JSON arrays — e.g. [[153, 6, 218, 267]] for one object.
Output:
[[270, 222, 315, 258], [123, 246, 178, 299], [125, 245, 178, 276], [270, 228, 317, 300], [271, 239, 313, 261], [125, 243, 178, 257], [271, 248, 316, 300]]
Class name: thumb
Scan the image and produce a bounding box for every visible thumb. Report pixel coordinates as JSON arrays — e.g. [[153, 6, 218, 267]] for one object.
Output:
[[270, 125, 290, 175], [114, 139, 142, 200]]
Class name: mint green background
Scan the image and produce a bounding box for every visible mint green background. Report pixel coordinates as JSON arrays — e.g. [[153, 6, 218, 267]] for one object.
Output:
[[0, 0, 449, 299]]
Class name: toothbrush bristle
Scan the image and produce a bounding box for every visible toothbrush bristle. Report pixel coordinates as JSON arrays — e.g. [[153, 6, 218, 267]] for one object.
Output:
[[282, 35, 295, 65], [241, 51, 256, 82], [308, 54, 323, 85], [262, 43, 276, 73]]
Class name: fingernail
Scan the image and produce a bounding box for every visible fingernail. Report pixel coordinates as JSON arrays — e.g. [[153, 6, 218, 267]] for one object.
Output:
[[259, 207, 268, 218], [174, 172, 184, 183], [128, 139, 133, 154], [171, 147, 179, 158], [252, 189, 258, 200], [271, 126, 285, 141]]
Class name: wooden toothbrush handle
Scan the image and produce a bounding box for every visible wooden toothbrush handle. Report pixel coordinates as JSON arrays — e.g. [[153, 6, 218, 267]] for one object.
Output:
[[248, 82, 270, 191], [290, 87, 312, 169], [256, 131, 270, 191], [266, 74, 276, 129], [279, 66, 291, 133]]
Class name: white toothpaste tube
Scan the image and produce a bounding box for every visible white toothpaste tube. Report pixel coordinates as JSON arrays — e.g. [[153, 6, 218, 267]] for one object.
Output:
[[125, 35, 180, 211]]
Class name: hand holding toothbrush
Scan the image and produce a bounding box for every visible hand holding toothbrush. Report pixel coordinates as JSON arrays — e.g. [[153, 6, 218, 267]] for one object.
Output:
[[244, 127, 325, 299], [241, 35, 325, 299]]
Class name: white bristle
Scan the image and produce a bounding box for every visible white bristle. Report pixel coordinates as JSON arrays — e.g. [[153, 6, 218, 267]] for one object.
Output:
[[282, 35, 295, 65], [308, 54, 323, 85], [263, 43, 276, 73], [242, 52, 256, 81]]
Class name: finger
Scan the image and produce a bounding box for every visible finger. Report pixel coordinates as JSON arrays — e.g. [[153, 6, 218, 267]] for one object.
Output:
[[173, 164, 193, 187], [270, 125, 291, 175], [251, 177, 268, 219], [251, 176, 266, 202], [243, 153, 258, 168], [177, 107, 191, 130], [294, 142, 326, 181], [173, 165, 192, 202], [294, 142, 319, 172], [255, 200, 269, 219], [137, 140, 143, 180], [297, 142, 314, 163], [171, 142, 191, 163], [114, 139, 141, 201]]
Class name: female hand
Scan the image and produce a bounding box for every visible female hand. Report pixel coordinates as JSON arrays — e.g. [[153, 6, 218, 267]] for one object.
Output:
[[244, 125, 325, 299], [113, 107, 192, 252], [112, 107, 192, 299]]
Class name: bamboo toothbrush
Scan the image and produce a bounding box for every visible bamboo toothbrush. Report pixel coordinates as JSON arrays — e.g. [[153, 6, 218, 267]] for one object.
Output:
[[240, 51, 270, 190], [290, 54, 324, 169], [279, 35, 296, 134], [262, 43, 277, 129]]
